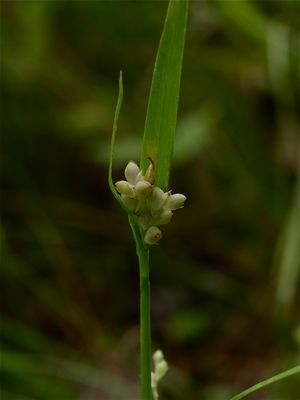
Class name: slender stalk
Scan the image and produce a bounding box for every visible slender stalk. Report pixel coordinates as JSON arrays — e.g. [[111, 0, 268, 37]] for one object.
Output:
[[139, 262, 152, 400], [230, 364, 300, 400], [108, 71, 129, 215], [129, 215, 152, 400]]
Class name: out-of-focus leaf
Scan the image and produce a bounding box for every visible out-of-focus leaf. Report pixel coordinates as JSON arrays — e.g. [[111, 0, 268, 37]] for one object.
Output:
[[274, 187, 300, 312], [163, 309, 210, 342], [0, 316, 55, 352], [1, 350, 138, 400], [216, 0, 266, 46], [98, 136, 141, 166], [173, 107, 215, 165], [97, 107, 214, 167], [1, 350, 77, 400]]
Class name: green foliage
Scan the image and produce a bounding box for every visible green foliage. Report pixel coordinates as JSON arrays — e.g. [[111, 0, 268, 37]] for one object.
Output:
[[140, 0, 188, 190]]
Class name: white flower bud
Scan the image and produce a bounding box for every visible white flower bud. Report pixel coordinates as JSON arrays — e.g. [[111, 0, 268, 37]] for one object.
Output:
[[149, 187, 166, 210], [153, 350, 164, 364], [125, 161, 140, 185], [144, 226, 162, 245], [134, 180, 152, 199], [121, 195, 137, 211], [151, 350, 168, 400], [154, 210, 172, 226], [164, 193, 186, 211], [155, 360, 168, 381], [115, 180, 135, 196]]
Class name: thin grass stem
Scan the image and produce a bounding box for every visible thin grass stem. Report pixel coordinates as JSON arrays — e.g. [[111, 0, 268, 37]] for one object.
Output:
[[229, 364, 300, 400], [129, 214, 152, 399]]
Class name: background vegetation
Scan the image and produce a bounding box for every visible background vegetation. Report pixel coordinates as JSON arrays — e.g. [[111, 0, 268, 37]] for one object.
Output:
[[1, 1, 299, 399]]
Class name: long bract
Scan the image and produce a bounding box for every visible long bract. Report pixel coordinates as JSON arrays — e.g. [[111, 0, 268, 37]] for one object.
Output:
[[140, 0, 188, 190]]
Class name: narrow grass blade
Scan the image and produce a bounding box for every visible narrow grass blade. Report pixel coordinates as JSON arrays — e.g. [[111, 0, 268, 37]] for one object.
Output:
[[108, 71, 130, 214], [229, 365, 300, 400], [140, 0, 188, 190]]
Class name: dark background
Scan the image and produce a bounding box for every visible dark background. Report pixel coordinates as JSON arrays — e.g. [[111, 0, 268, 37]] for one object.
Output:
[[1, 1, 299, 399]]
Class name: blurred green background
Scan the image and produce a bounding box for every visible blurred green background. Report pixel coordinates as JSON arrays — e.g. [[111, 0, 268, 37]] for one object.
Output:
[[1, 1, 299, 399]]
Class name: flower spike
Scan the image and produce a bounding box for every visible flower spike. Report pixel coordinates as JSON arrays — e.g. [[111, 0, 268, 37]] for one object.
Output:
[[115, 160, 186, 246]]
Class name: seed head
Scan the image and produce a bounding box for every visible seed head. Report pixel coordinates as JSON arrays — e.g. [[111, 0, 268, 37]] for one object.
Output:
[[125, 161, 140, 185], [114, 160, 187, 246], [149, 187, 166, 210], [144, 226, 162, 245], [115, 180, 135, 197], [155, 360, 168, 380], [153, 350, 164, 364], [135, 180, 152, 199], [151, 349, 168, 400], [164, 193, 186, 211], [154, 209, 173, 226]]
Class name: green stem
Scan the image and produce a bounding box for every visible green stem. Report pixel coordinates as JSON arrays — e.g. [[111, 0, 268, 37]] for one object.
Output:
[[229, 364, 300, 400], [129, 215, 152, 400], [140, 269, 152, 400]]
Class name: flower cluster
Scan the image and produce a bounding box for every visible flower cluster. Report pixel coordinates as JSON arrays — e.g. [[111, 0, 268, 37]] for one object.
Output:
[[151, 350, 168, 400], [115, 161, 186, 245]]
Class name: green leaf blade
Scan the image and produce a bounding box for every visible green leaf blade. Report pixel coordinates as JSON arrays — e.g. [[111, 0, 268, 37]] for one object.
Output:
[[229, 365, 300, 400], [140, 0, 188, 190]]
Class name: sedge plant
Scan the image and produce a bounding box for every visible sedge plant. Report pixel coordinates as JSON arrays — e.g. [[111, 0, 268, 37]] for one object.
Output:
[[108, 1, 299, 399], [109, 1, 188, 399]]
